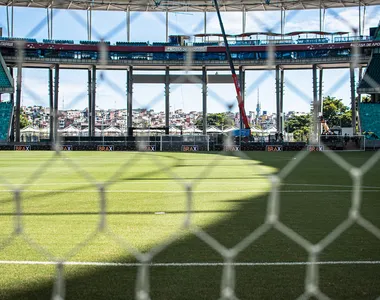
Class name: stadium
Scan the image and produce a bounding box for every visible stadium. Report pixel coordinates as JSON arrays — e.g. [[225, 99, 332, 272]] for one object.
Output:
[[0, 0, 380, 299]]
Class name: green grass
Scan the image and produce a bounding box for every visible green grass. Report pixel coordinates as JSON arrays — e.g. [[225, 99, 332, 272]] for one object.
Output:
[[0, 151, 379, 299]]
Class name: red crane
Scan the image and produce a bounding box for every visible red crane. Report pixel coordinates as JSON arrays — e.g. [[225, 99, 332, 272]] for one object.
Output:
[[212, 0, 250, 130]]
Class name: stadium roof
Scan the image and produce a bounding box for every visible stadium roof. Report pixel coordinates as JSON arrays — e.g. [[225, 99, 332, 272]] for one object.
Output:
[[0, 0, 380, 12]]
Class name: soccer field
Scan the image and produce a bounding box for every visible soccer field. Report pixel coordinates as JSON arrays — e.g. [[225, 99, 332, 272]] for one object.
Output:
[[0, 151, 379, 300]]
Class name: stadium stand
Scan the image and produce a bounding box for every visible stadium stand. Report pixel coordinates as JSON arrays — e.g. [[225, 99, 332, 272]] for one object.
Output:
[[234, 40, 260, 45], [357, 54, 380, 93], [297, 38, 329, 44], [0, 37, 37, 43], [43, 39, 74, 44], [193, 42, 219, 46], [334, 36, 372, 42], [152, 42, 179, 46], [116, 42, 148, 46], [0, 52, 14, 94], [0, 101, 13, 141], [80, 40, 111, 45], [263, 39, 294, 45], [359, 103, 380, 139]]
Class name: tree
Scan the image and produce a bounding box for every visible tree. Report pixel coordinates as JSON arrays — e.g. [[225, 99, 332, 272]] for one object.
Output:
[[322, 96, 351, 127], [20, 114, 30, 129], [285, 113, 311, 141], [285, 96, 354, 140], [195, 113, 234, 130]]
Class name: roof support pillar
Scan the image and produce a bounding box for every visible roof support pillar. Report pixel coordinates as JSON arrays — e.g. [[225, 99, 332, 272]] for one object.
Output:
[[49, 67, 54, 141], [202, 66, 208, 135], [87, 8, 92, 41], [358, 0, 362, 36], [6, 4, 14, 37], [276, 65, 281, 133], [126, 8, 131, 42], [242, 7, 246, 36], [9, 67, 14, 141], [350, 65, 357, 134], [239, 66, 245, 131], [319, 68, 323, 113], [319, 0, 322, 32], [166, 10, 169, 42], [53, 64, 59, 144], [127, 66, 133, 136], [165, 66, 170, 135], [15, 66, 22, 143], [204, 11, 207, 37], [312, 64, 319, 142], [91, 65, 96, 137], [88, 68, 92, 137], [280, 68, 284, 134], [11, 4, 14, 38]]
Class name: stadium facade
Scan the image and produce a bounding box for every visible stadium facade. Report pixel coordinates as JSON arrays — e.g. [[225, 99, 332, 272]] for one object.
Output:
[[0, 0, 379, 149]]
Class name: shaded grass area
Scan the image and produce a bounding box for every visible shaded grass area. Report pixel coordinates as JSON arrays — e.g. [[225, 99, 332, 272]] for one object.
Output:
[[0, 151, 379, 299]]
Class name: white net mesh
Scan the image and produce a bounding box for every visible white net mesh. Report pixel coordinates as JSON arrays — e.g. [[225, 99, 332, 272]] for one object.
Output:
[[0, 3, 380, 300]]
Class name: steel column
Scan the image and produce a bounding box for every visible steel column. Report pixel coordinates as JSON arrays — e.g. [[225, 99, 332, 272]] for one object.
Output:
[[9, 67, 14, 141], [15, 66, 22, 142], [319, 68, 323, 113], [51, 7, 53, 39], [166, 10, 169, 42], [242, 7, 246, 35], [87, 9, 92, 41], [127, 66, 133, 136], [319, 0, 322, 32], [350, 65, 356, 134], [126, 8, 131, 42], [6, 5, 10, 37], [49, 68, 54, 141], [358, 67, 363, 103], [280, 68, 284, 133], [275, 65, 281, 133], [53, 64, 59, 143], [312, 65, 319, 140], [11, 4, 14, 38], [9, 67, 14, 104], [202, 66, 208, 135], [239, 66, 245, 131], [91, 65, 96, 137], [204, 11, 207, 37], [88, 68, 92, 137], [359, 1, 362, 36], [47, 8, 50, 40], [358, 67, 363, 133], [165, 66, 170, 135]]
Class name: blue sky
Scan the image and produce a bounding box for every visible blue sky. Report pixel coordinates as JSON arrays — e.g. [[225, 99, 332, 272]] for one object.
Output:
[[0, 5, 379, 114]]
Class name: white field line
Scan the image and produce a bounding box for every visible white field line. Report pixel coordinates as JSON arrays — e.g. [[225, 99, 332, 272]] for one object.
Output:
[[0, 182, 379, 189], [0, 189, 379, 193], [0, 260, 379, 267]]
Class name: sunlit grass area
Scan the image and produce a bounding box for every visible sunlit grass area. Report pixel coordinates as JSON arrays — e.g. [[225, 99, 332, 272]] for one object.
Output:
[[0, 151, 379, 299]]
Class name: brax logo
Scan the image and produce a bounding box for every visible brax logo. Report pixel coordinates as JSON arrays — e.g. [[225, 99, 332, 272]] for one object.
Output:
[[14, 145, 31, 151], [97, 145, 114, 151], [224, 146, 240, 151], [182, 145, 198, 152], [266, 146, 283, 152], [62, 145, 72, 151], [308, 145, 324, 152], [145, 145, 156, 151]]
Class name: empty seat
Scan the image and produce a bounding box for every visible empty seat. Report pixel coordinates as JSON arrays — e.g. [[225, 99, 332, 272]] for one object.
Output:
[[80, 40, 111, 45], [116, 41, 148, 46], [0, 101, 13, 141], [0, 53, 13, 93], [359, 103, 380, 139]]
